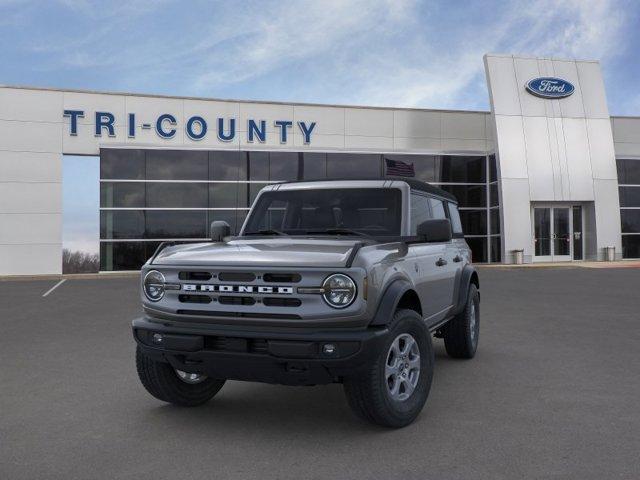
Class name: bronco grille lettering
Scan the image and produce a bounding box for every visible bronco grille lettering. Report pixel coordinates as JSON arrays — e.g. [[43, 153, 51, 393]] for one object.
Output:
[[182, 284, 294, 294]]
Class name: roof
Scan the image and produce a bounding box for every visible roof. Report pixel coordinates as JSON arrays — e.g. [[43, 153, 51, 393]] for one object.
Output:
[[276, 178, 457, 203]]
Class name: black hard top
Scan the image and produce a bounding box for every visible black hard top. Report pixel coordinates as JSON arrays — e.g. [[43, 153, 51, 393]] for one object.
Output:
[[280, 177, 457, 203]]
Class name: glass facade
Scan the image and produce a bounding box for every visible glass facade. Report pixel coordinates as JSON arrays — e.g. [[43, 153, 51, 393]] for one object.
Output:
[[100, 149, 502, 270], [617, 158, 640, 258]]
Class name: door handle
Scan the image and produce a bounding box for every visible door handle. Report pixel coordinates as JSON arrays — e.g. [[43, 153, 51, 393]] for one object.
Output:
[[453, 255, 463, 263], [436, 258, 447, 267]]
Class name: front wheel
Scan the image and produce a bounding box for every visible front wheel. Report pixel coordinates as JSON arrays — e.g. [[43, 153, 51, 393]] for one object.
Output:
[[343, 309, 434, 428], [136, 346, 226, 406]]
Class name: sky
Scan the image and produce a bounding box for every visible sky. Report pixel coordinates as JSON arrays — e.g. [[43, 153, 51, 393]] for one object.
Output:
[[2, 0, 639, 254], [1, 0, 639, 113]]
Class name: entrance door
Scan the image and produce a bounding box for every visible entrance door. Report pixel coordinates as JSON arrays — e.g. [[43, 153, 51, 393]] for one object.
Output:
[[533, 206, 575, 262]]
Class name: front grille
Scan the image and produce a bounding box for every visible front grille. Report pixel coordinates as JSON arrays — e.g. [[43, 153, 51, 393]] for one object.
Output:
[[202, 336, 269, 354], [176, 309, 302, 320]]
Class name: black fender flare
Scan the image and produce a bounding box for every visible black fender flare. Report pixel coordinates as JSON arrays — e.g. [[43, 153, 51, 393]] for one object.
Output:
[[369, 278, 415, 327], [453, 265, 479, 315]]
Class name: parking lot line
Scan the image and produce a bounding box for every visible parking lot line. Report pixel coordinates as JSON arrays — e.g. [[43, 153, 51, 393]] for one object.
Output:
[[42, 279, 66, 297]]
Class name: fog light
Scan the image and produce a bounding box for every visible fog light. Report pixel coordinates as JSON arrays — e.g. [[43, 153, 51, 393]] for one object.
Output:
[[152, 333, 164, 344], [322, 343, 336, 355]]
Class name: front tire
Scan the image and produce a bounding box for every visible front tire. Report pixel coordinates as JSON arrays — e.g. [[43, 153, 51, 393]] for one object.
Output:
[[343, 309, 434, 428], [443, 283, 479, 359], [136, 346, 225, 406]]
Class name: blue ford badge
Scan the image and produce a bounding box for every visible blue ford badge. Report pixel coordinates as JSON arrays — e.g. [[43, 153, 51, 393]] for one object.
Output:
[[526, 77, 575, 99]]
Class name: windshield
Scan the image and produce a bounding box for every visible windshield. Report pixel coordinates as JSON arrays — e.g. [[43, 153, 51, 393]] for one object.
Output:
[[243, 188, 402, 237]]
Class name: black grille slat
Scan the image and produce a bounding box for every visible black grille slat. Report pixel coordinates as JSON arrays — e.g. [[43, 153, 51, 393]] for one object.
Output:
[[179, 271, 212, 281], [263, 273, 301, 283], [263, 297, 302, 307], [176, 310, 301, 320], [178, 294, 212, 304], [218, 272, 256, 282], [218, 296, 256, 306]]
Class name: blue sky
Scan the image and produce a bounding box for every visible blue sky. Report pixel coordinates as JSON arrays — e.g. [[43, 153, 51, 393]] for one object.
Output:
[[2, 0, 639, 253], [1, 0, 639, 113]]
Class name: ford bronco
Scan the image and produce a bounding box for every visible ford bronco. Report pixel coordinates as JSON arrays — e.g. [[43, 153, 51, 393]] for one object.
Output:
[[133, 179, 480, 427]]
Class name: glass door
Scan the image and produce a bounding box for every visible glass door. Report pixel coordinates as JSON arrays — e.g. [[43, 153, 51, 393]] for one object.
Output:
[[533, 206, 575, 262]]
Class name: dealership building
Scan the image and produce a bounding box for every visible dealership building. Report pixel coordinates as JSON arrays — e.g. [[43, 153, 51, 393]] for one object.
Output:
[[1, 53, 640, 275]]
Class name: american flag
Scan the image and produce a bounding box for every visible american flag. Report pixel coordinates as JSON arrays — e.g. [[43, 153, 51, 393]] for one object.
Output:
[[385, 158, 415, 177]]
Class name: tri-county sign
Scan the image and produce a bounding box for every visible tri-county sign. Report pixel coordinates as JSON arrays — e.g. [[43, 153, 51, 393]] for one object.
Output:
[[525, 77, 575, 99]]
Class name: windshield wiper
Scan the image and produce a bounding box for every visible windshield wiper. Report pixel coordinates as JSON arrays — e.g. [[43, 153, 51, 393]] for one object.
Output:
[[306, 228, 372, 238], [244, 229, 288, 236]]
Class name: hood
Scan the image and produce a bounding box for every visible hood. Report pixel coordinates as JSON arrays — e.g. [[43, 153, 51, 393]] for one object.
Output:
[[151, 237, 363, 268]]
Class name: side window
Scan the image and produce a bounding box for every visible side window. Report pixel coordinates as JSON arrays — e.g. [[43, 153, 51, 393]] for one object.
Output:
[[429, 198, 447, 220], [410, 194, 431, 234], [447, 202, 464, 235]]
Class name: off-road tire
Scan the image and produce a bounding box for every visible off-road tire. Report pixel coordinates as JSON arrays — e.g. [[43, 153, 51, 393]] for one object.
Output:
[[443, 283, 479, 359], [136, 346, 225, 406], [343, 309, 434, 428]]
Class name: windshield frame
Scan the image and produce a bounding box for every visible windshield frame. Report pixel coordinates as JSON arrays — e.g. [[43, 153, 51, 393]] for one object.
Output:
[[240, 185, 409, 239]]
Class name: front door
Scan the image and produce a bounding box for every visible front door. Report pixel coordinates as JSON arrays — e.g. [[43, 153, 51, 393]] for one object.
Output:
[[533, 206, 574, 262]]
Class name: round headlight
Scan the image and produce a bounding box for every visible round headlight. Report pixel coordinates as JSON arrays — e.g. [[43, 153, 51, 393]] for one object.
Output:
[[322, 274, 357, 309], [143, 270, 166, 302]]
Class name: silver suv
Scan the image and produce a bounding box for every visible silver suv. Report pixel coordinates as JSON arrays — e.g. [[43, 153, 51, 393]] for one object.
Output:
[[133, 179, 480, 427]]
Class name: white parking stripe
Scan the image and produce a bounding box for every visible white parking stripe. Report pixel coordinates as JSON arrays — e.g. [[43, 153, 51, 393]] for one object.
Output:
[[42, 279, 66, 297]]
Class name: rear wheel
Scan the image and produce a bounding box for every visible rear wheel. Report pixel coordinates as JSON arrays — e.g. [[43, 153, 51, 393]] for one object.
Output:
[[443, 283, 479, 359], [343, 309, 434, 428], [136, 346, 225, 406]]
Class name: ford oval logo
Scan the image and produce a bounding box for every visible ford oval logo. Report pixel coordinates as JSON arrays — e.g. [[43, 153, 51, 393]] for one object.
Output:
[[526, 77, 575, 99]]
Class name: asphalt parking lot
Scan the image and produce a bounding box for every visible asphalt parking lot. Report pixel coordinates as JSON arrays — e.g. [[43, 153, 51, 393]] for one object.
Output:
[[1, 267, 639, 479]]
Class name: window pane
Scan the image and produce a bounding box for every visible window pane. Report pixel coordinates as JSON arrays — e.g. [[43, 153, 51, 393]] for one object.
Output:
[[490, 236, 501, 262], [327, 153, 381, 178], [270, 152, 299, 181], [460, 210, 487, 235], [384, 155, 432, 180], [146, 183, 208, 208], [100, 149, 145, 180], [100, 242, 147, 271], [210, 183, 247, 208], [100, 182, 145, 208], [617, 159, 640, 184], [490, 209, 501, 234], [410, 194, 430, 235], [621, 210, 640, 233], [146, 150, 208, 180], [465, 237, 487, 263], [619, 186, 640, 207], [100, 211, 144, 239], [250, 183, 272, 205], [302, 152, 327, 179], [248, 151, 269, 180], [146, 210, 207, 238], [210, 151, 246, 180], [490, 183, 499, 206], [439, 155, 486, 183], [429, 198, 446, 219], [489, 154, 497, 182], [447, 203, 463, 234], [438, 185, 486, 207], [622, 235, 640, 258]]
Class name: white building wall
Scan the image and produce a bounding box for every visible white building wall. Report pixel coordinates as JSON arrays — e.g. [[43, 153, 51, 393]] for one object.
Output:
[[484, 54, 622, 262], [0, 85, 489, 275]]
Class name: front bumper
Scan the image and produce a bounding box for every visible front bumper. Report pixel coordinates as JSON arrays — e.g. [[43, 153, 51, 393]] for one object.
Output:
[[132, 316, 389, 386]]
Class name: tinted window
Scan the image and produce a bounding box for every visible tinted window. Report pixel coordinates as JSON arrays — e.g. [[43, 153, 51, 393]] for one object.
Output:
[[490, 209, 500, 235], [210, 151, 246, 180], [210, 183, 247, 208], [100, 149, 145, 179], [621, 210, 640, 233], [465, 237, 487, 263], [439, 185, 486, 207], [460, 210, 487, 235], [489, 154, 497, 182], [146, 183, 208, 208], [439, 155, 486, 183], [269, 152, 299, 181], [490, 183, 499, 206], [100, 211, 144, 239], [146, 210, 207, 238], [410, 194, 431, 235], [100, 242, 147, 271], [428, 198, 446, 219], [490, 236, 501, 262], [619, 186, 640, 207], [327, 153, 381, 178], [617, 159, 640, 184], [100, 182, 145, 208], [244, 188, 402, 236], [622, 235, 640, 258], [447, 203, 463, 234], [302, 152, 327, 179], [146, 150, 208, 180], [248, 151, 269, 180]]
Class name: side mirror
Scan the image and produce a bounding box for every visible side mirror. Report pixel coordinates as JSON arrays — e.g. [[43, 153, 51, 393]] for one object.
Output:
[[416, 219, 452, 243], [210, 221, 231, 242]]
